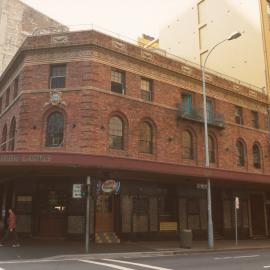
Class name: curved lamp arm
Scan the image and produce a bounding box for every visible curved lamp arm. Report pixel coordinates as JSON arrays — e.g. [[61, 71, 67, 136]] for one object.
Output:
[[203, 39, 227, 69]]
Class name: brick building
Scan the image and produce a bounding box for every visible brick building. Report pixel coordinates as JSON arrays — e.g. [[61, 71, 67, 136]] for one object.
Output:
[[0, 30, 269, 242], [0, 0, 68, 75]]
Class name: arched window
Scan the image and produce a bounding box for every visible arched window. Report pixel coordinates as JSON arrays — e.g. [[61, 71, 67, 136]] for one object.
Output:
[[253, 144, 261, 169], [109, 116, 124, 149], [8, 117, 16, 151], [236, 140, 245, 167], [182, 130, 194, 160], [208, 136, 215, 163], [46, 111, 64, 147], [1, 124, 7, 151], [139, 121, 153, 154]]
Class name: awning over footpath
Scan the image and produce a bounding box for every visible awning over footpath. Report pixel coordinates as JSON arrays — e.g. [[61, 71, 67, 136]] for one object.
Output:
[[0, 152, 269, 184]]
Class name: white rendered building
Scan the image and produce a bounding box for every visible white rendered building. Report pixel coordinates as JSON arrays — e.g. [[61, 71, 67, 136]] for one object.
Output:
[[159, 0, 268, 91], [0, 0, 67, 75]]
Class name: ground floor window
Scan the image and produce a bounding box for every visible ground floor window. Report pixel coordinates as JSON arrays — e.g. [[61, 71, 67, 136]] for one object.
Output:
[[187, 198, 200, 229], [133, 197, 149, 216], [158, 195, 177, 221]]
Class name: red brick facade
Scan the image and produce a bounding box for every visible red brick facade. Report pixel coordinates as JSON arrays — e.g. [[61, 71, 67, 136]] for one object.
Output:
[[0, 30, 269, 177]]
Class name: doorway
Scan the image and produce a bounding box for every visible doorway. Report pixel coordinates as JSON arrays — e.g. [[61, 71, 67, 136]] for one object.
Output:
[[95, 194, 115, 232], [212, 189, 223, 238], [39, 189, 67, 238], [250, 193, 266, 236]]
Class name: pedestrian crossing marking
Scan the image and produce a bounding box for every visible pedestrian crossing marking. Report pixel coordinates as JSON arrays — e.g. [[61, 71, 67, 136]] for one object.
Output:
[[79, 259, 135, 270], [103, 259, 173, 270]]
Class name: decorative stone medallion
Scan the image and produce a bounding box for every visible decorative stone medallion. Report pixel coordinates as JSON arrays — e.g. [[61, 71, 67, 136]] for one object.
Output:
[[44, 89, 66, 107]]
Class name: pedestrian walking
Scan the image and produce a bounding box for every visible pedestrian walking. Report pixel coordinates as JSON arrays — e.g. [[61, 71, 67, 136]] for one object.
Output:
[[0, 208, 20, 247]]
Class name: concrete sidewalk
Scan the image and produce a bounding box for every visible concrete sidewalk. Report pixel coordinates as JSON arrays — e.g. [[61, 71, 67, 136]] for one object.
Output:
[[1, 239, 270, 261]]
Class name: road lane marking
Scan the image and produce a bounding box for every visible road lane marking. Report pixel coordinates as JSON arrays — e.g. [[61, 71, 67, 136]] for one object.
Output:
[[79, 260, 136, 270], [264, 266, 270, 268], [0, 268, 5, 270], [214, 255, 260, 260], [103, 259, 173, 270], [0, 258, 75, 264]]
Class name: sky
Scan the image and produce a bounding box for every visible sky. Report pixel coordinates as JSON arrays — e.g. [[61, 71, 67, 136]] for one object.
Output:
[[20, 0, 191, 41]]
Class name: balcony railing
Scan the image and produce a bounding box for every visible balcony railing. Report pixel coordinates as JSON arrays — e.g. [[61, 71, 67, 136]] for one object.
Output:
[[176, 104, 225, 128]]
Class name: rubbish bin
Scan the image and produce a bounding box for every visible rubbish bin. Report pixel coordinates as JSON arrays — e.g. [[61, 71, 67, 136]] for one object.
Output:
[[180, 229, 192, 248]]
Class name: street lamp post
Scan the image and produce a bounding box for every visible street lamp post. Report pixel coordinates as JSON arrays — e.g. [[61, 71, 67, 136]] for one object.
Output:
[[202, 31, 241, 249]]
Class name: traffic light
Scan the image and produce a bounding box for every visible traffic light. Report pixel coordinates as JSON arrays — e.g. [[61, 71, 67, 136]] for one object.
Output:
[[81, 184, 88, 198]]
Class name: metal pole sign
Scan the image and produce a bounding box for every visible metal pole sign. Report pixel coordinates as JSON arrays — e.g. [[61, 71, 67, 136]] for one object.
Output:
[[85, 176, 91, 253], [235, 196, 239, 245], [72, 184, 82, 199]]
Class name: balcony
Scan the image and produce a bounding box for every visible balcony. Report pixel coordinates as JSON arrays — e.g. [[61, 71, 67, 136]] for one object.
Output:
[[176, 104, 225, 129]]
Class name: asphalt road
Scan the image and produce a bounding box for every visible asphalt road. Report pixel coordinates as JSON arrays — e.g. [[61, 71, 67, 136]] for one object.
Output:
[[1, 249, 270, 270]]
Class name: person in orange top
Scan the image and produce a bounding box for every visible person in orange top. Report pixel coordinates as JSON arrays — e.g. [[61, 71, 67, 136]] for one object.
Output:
[[0, 208, 20, 247]]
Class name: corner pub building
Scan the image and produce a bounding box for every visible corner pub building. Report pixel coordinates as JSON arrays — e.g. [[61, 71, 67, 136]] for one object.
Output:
[[0, 29, 270, 243]]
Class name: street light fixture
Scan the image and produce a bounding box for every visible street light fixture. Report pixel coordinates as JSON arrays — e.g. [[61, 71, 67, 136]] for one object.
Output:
[[202, 31, 241, 249]]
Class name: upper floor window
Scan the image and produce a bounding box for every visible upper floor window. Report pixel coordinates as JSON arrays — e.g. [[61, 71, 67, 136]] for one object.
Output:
[[236, 140, 245, 167], [181, 93, 192, 113], [8, 117, 16, 151], [208, 136, 215, 163], [111, 69, 125, 94], [13, 77, 19, 99], [46, 111, 64, 147], [49, 65, 66, 89], [253, 144, 261, 169], [5, 88, 10, 108], [109, 116, 124, 150], [141, 78, 152, 102], [206, 98, 214, 122], [251, 111, 259, 129], [1, 124, 7, 151], [235, 106, 243, 125], [139, 121, 153, 154], [182, 130, 194, 160]]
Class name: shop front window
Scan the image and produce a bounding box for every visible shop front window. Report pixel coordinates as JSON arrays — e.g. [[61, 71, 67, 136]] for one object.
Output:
[[40, 190, 67, 215], [158, 188, 177, 222], [133, 197, 149, 216]]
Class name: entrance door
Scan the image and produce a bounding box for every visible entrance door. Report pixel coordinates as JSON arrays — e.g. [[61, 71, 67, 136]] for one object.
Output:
[[95, 194, 114, 232], [39, 190, 67, 237], [212, 190, 223, 238], [250, 193, 266, 236]]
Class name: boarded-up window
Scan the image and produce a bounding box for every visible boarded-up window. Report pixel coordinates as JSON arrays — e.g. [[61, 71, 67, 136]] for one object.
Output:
[[182, 131, 194, 160], [139, 121, 153, 154]]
